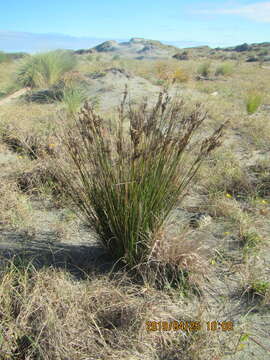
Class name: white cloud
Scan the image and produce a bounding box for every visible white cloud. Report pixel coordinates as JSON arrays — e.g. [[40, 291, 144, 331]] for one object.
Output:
[[197, 2, 270, 22]]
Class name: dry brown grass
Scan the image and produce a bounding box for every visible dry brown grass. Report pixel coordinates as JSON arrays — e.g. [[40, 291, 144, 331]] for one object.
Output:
[[0, 121, 60, 160], [0, 178, 34, 231], [0, 259, 237, 360]]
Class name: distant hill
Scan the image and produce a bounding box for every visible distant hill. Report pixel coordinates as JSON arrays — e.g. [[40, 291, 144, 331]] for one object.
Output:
[[1, 31, 269, 63], [74, 38, 181, 60], [73, 38, 270, 63], [172, 42, 270, 63]]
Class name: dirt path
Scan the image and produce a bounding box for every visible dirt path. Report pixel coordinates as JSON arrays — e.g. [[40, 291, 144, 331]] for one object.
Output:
[[0, 87, 30, 106]]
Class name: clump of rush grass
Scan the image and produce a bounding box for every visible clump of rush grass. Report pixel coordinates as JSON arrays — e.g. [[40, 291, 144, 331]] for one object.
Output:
[[215, 62, 234, 76], [17, 50, 77, 88], [61, 84, 88, 115], [246, 91, 263, 115], [197, 62, 211, 78], [56, 89, 228, 267]]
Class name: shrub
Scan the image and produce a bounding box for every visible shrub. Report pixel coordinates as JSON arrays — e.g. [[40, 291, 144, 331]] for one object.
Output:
[[258, 49, 268, 56], [154, 61, 172, 81], [172, 68, 189, 83], [197, 62, 211, 77], [154, 62, 189, 84], [57, 90, 227, 267], [17, 50, 77, 88], [112, 54, 121, 61], [246, 92, 263, 114], [215, 63, 233, 76]]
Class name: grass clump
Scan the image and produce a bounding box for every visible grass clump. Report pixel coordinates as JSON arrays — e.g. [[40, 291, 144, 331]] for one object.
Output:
[[197, 62, 211, 77], [153, 62, 189, 85], [17, 50, 77, 88], [250, 280, 270, 297], [61, 84, 88, 115], [240, 231, 263, 259], [215, 63, 234, 76], [172, 68, 189, 83], [57, 90, 227, 267], [246, 91, 263, 114]]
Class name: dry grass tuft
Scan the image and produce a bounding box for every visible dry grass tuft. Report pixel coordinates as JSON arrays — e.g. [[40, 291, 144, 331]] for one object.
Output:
[[0, 178, 33, 230], [0, 123, 59, 160], [0, 259, 235, 360]]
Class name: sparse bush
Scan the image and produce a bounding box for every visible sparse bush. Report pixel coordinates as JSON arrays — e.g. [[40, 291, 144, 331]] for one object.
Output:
[[215, 63, 233, 76], [258, 49, 268, 56], [246, 91, 263, 114], [197, 62, 211, 77], [240, 231, 263, 258], [173, 68, 189, 83], [112, 54, 121, 61], [17, 50, 77, 88], [250, 280, 270, 296], [154, 61, 172, 81], [57, 90, 227, 267], [154, 62, 188, 84]]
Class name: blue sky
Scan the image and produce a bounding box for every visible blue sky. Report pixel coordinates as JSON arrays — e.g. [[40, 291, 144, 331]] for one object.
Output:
[[1, 1, 270, 51]]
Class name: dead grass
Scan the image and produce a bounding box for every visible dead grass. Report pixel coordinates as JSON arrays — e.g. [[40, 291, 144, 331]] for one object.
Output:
[[0, 121, 60, 160], [0, 178, 34, 230], [0, 259, 237, 360]]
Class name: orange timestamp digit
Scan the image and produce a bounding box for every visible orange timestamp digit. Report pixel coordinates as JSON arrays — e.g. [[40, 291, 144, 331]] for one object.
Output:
[[206, 321, 234, 331]]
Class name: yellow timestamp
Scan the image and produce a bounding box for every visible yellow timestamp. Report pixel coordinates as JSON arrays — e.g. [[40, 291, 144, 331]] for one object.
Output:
[[146, 321, 234, 332]]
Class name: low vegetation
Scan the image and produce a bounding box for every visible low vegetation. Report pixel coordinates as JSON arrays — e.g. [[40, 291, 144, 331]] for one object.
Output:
[[215, 62, 234, 76], [246, 91, 263, 114], [61, 84, 88, 115], [197, 62, 211, 77], [17, 50, 77, 88]]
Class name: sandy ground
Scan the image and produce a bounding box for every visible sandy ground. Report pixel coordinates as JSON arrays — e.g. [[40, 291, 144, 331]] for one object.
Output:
[[0, 87, 30, 106]]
